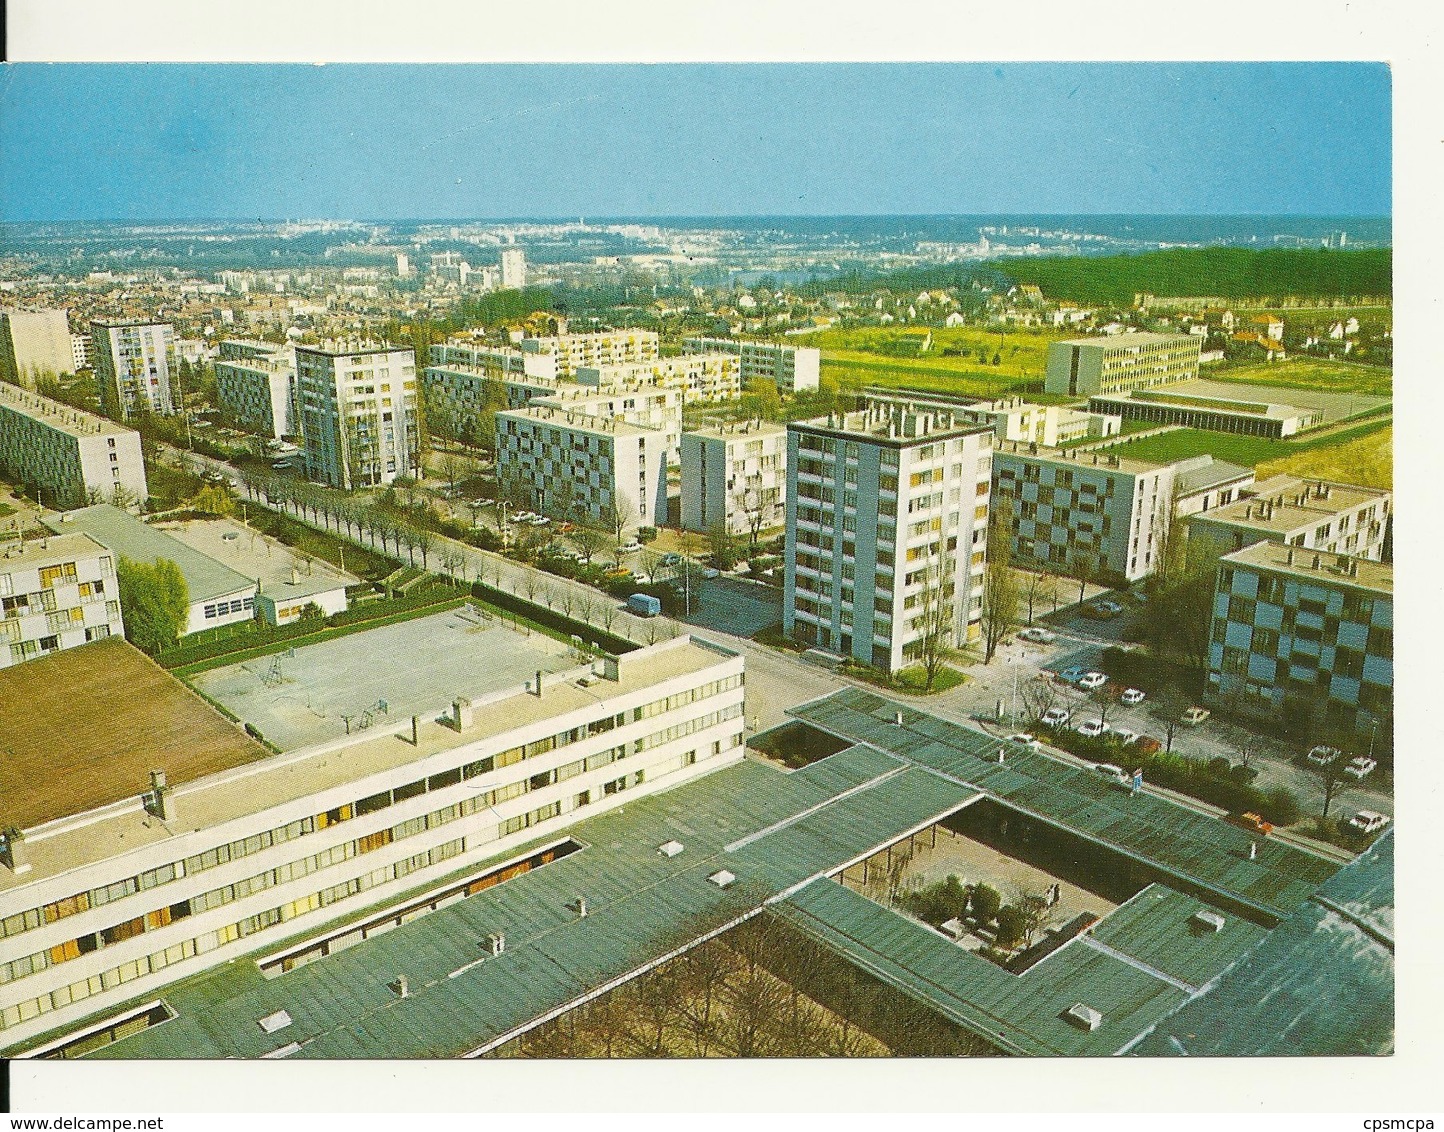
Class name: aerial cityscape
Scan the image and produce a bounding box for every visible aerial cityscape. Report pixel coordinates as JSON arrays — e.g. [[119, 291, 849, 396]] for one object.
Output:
[[0, 61, 1394, 1065]]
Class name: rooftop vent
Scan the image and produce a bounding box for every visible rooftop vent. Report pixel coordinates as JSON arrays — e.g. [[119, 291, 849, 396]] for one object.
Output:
[[1192, 910, 1226, 933], [573, 897, 588, 918], [487, 932, 506, 956], [257, 1010, 293, 1034], [658, 840, 685, 858], [707, 869, 737, 889], [389, 975, 410, 998], [1062, 1003, 1103, 1031], [260, 1042, 301, 1059]]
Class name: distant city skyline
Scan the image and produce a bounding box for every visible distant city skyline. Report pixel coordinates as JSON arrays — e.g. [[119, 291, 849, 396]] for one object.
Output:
[[0, 62, 1391, 222]]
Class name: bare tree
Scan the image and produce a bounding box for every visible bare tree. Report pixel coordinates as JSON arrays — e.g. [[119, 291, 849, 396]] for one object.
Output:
[[914, 537, 958, 692], [1020, 674, 1065, 724], [571, 525, 610, 567], [610, 493, 635, 554], [980, 502, 1019, 664], [1022, 570, 1049, 626]]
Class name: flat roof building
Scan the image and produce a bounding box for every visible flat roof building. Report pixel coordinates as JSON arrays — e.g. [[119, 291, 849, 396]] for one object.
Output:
[[91, 320, 177, 421], [0, 533, 123, 670], [864, 387, 1121, 448], [1207, 539, 1392, 742], [576, 353, 742, 404], [681, 420, 788, 537], [0, 633, 744, 1052], [215, 340, 296, 440], [683, 336, 821, 394], [295, 342, 419, 490], [1088, 387, 1324, 438], [1044, 333, 1200, 397], [495, 404, 670, 530], [0, 384, 149, 511], [518, 329, 659, 379], [44, 505, 258, 637], [1, 309, 74, 389], [1186, 475, 1392, 563], [785, 399, 994, 672]]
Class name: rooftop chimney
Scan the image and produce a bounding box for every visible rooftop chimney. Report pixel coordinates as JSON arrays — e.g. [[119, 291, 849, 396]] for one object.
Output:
[[390, 975, 410, 998], [148, 770, 176, 822], [487, 932, 506, 956], [452, 697, 473, 730]]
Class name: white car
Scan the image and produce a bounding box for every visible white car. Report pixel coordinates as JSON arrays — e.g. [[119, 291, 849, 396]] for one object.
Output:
[[616, 540, 643, 555], [1110, 727, 1139, 746], [1040, 708, 1071, 728], [1307, 745, 1343, 766], [1075, 718, 1110, 738], [1007, 733, 1043, 750], [1347, 810, 1391, 834], [1078, 672, 1108, 691], [1344, 757, 1377, 780], [1018, 627, 1057, 644], [527, 515, 551, 526], [1093, 763, 1128, 785], [1120, 688, 1146, 706], [510, 511, 537, 523]]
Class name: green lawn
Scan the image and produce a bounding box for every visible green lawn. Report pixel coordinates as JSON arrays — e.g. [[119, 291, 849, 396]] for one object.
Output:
[[1105, 417, 1394, 471], [1206, 357, 1392, 398], [814, 324, 1067, 398]]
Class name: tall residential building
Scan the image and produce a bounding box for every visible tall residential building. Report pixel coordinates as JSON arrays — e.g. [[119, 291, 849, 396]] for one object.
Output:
[[1208, 540, 1392, 741], [70, 334, 92, 373], [681, 421, 788, 537], [1044, 332, 1200, 396], [0, 634, 744, 1051], [91, 320, 178, 420], [1186, 476, 1392, 564], [294, 343, 419, 490], [991, 444, 1254, 583], [682, 337, 821, 394], [500, 247, 527, 289], [215, 340, 297, 440], [518, 330, 659, 379], [0, 309, 74, 389], [0, 533, 124, 670], [495, 404, 669, 529], [0, 384, 149, 510], [784, 401, 994, 673], [395, 252, 412, 278]]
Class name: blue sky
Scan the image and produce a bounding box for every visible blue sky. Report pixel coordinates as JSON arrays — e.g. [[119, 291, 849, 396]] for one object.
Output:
[[0, 62, 1390, 221]]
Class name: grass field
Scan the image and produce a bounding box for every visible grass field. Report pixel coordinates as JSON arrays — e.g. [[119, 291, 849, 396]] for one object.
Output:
[[1104, 417, 1394, 475], [1257, 425, 1394, 489], [1206, 357, 1392, 398], [814, 325, 1066, 398]]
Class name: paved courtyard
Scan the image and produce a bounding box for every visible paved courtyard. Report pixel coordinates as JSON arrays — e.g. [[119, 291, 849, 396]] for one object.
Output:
[[189, 608, 579, 751]]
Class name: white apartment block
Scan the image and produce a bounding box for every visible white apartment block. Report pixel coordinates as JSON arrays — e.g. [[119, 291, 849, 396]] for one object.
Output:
[[295, 343, 419, 490], [518, 330, 660, 379], [495, 405, 669, 530], [784, 403, 994, 673], [1186, 475, 1392, 564], [91, 321, 177, 421], [430, 340, 558, 382], [681, 422, 788, 537], [0, 309, 75, 389], [1044, 333, 1201, 397], [576, 353, 742, 404], [0, 533, 123, 670], [862, 387, 1120, 448], [535, 385, 683, 461], [500, 247, 527, 289], [0, 635, 744, 1050], [71, 334, 92, 373], [215, 340, 296, 440], [0, 384, 148, 510], [683, 336, 821, 394]]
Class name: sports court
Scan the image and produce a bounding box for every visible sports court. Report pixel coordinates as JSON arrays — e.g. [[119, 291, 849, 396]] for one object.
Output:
[[189, 606, 580, 751]]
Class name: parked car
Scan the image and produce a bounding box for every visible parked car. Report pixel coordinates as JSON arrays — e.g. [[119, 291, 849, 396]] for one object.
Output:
[[616, 540, 643, 555], [527, 515, 551, 526], [1344, 757, 1378, 780], [1307, 745, 1344, 766], [1083, 599, 1124, 619], [1111, 727, 1139, 746], [1120, 688, 1146, 705], [1075, 718, 1110, 738], [1007, 733, 1043, 750], [1040, 707, 1071, 728], [1227, 811, 1274, 836], [1181, 707, 1211, 726], [626, 593, 662, 618], [1348, 810, 1391, 834], [1078, 671, 1108, 691], [1018, 627, 1057, 644], [658, 552, 683, 568], [1093, 763, 1128, 785], [510, 510, 537, 523], [1057, 667, 1087, 684]]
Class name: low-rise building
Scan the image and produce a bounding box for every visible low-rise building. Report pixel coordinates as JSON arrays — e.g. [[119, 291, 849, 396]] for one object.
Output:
[[1044, 332, 1200, 397], [91, 320, 177, 420], [0, 533, 123, 670], [43, 505, 258, 637], [0, 634, 743, 1051], [1186, 476, 1392, 563], [1207, 540, 1391, 741], [495, 404, 670, 530], [682, 336, 821, 393], [1087, 387, 1323, 438], [785, 400, 994, 672], [0, 309, 74, 389], [681, 421, 788, 537], [0, 383, 148, 510], [215, 340, 296, 440]]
